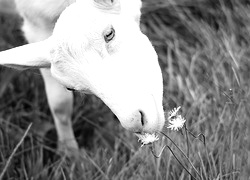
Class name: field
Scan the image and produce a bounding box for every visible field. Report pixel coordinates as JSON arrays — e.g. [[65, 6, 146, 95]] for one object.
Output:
[[0, 0, 249, 179]]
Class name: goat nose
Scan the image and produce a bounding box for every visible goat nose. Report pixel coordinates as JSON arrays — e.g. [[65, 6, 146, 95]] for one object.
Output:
[[138, 110, 146, 127], [130, 110, 147, 133], [120, 110, 145, 133]]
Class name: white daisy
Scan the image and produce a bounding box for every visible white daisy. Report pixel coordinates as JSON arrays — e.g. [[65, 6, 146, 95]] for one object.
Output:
[[168, 106, 181, 119], [167, 115, 186, 131], [136, 133, 159, 146]]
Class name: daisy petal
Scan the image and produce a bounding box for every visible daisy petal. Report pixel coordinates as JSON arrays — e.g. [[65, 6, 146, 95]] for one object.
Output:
[[136, 133, 159, 146], [168, 106, 181, 119], [167, 115, 186, 131]]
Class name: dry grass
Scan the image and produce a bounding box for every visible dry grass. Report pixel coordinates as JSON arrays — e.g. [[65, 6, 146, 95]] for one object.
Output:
[[0, 0, 250, 179]]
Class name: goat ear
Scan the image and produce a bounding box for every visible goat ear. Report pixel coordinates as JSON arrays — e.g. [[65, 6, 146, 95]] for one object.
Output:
[[0, 38, 52, 70]]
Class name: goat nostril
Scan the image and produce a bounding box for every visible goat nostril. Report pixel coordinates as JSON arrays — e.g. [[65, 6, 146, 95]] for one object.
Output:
[[139, 110, 145, 126]]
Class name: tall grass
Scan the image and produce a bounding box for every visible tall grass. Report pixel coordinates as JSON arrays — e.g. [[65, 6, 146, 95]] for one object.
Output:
[[0, 0, 249, 179]]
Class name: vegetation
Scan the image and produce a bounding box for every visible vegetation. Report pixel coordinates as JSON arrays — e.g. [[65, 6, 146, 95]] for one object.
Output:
[[0, 0, 249, 179]]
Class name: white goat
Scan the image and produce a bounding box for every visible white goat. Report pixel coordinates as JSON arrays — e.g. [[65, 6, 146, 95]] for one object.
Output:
[[0, 0, 165, 152]]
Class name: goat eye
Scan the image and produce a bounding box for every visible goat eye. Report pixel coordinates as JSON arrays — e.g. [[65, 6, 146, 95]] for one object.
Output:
[[66, 87, 75, 92], [104, 27, 115, 43]]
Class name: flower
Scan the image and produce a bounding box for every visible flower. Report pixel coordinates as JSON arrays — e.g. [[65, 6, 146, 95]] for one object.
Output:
[[168, 106, 181, 119], [136, 133, 159, 146], [167, 115, 186, 131], [167, 106, 186, 131]]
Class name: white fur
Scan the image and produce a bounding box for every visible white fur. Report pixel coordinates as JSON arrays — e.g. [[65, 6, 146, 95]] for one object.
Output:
[[0, 0, 165, 136]]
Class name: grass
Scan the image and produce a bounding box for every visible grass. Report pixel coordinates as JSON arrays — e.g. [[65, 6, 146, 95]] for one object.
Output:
[[0, 0, 250, 179]]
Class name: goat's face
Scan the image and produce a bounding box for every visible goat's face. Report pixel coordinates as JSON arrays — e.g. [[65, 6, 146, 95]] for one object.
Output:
[[0, 0, 165, 135]]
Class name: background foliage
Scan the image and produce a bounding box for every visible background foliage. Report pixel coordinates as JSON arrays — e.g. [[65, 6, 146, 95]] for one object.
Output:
[[0, 0, 250, 179]]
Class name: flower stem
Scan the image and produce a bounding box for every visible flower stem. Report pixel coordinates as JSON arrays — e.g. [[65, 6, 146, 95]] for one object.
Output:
[[167, 146, 198, 180], [160, 131, 202, 179]]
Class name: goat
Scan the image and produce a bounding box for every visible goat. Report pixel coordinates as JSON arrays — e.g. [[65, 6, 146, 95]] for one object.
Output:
[[0, 0, 165, 153]]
